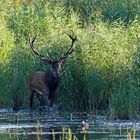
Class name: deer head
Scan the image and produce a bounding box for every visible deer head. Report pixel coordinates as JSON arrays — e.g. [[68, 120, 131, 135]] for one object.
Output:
[[29, 34, 77, 79]]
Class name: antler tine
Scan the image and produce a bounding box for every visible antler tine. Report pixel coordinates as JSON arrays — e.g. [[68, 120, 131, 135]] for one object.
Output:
[[59, 34, 77, 62], [29, 36, 52, 62]]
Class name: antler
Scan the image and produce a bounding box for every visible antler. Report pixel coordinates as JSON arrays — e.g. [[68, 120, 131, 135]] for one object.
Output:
[[29, 36, 52, 62], [58, 34, 77, 63]]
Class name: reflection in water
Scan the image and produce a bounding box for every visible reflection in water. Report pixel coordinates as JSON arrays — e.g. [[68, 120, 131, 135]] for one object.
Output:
[[0, 108, 140, 140], [27, 127, 60, 140]]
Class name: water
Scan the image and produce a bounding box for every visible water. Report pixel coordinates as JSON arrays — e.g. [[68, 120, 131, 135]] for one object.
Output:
[[0, 108, 140, 140]]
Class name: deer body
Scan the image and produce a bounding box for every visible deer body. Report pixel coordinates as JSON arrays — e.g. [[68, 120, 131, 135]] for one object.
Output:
[[28, 71, 60, 108], [28, 35, 77, 109]]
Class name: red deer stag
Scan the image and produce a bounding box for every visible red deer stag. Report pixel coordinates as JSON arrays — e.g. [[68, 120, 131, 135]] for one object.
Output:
[[27, 34, 77, 109]]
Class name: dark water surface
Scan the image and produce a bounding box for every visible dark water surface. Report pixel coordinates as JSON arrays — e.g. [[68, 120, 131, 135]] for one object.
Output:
[[0, 108, 140, 140]]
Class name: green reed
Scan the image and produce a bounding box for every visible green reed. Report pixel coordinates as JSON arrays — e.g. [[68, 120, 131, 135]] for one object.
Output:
[[0, 0, 140, 119]]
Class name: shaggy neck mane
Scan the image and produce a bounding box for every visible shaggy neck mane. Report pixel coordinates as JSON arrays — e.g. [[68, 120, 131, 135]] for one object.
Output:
[[44, 73, 60, 91]]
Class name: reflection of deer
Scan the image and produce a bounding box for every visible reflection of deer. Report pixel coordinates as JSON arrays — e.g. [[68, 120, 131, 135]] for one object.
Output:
[[27, 35, 77, 109]]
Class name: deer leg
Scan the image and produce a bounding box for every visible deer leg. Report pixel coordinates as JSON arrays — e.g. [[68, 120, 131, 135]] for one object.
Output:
[[38, 95, 45, 107], [29, 90, 35, 109], [50, 97, 54, 107], [42, 93, 51, 107], [33, 89, 45, 107], [49, 91, 55, 107]]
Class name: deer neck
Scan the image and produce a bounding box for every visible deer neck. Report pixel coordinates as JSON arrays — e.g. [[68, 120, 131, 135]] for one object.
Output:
[[44, 72, 60, 91]]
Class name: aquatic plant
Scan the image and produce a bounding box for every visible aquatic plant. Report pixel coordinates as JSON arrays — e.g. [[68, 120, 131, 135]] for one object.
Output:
[[127, 129, 136, 140]]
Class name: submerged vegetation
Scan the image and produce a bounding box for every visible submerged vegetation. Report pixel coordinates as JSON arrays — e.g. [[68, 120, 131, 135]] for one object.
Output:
[[0, 0, 140, 119]]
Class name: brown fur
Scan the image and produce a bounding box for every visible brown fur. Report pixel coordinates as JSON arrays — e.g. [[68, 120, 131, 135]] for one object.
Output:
[[27, 71, 51, 108]]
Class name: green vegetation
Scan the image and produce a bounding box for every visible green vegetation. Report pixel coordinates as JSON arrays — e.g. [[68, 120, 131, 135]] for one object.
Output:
[[0, 127, 138, 140], [0, 0, 140, 119]]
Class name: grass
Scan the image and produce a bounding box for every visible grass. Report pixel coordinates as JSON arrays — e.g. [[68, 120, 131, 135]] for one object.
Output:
[[127, 129, 136, 140], [0, 0, 140, 119], [0, 126, 138, 140]]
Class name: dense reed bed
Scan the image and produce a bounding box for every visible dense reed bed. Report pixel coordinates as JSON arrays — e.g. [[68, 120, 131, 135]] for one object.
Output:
[[0, 0, 140, 119]]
